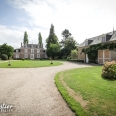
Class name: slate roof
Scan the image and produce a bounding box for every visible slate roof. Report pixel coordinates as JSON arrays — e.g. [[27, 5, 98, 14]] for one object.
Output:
[[79, 31, 116, 47], [21, 44, 43, 49]]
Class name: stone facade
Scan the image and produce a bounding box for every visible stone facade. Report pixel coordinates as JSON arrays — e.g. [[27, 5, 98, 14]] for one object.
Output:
[[78, 46, 88, 62], [13, 43, 47, 59]]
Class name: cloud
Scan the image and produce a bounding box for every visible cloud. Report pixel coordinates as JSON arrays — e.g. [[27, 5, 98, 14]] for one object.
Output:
[[3, 0, 116, 49], [0, 25, 48, 49]]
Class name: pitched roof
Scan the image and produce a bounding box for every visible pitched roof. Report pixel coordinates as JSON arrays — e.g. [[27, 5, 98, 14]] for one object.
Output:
[[79, 31, 116, 47]]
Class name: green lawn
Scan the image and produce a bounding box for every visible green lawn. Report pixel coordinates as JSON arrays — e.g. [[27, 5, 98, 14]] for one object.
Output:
[[55, 66, 116, 116], [0, 60, 6, 62], [0, 60, 62, 68]]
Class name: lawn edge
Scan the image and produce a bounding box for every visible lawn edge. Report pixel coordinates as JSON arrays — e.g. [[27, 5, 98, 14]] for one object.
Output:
[[55, 72, 89, 116], [0, 60, 63, 68]]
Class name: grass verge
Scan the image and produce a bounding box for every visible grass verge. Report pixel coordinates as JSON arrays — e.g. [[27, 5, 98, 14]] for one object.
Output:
[[55, 72, 88, 116], [55, 66, 116, 116], [0, 60, 62, 68]]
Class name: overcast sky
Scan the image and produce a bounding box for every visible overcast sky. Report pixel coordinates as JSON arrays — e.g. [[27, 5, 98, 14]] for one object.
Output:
[[0, 0, 116, 49]]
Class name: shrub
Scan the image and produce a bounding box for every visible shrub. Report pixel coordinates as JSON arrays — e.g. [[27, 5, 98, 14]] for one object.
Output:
[[62, 55, 67, 59], [22, 58, 25, 61], [9, 57, 13, 60], [71, 49, 78, 59], [1, 54, 8, 60], [67, 57, 71, 61], [68, 59, 84, 63], [101, 61, 116, 80]]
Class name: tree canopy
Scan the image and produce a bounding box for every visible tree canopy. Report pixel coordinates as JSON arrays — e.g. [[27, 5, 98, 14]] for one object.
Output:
[[60, 29, 78, 58], [0, 43, 14, 59], [62, 29, 72, 39], [46, 24, 60, 59], [23, 31, 28, 45]]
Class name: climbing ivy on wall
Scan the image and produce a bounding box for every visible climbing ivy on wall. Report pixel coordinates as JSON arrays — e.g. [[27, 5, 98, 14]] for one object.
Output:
[[82, 43, 116, 63]]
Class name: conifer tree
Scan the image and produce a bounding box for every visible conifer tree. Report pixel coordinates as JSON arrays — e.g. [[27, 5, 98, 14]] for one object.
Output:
[[46, 24, 60, 59], [38, 32, 42, 46], [23, 31, 28, 45]]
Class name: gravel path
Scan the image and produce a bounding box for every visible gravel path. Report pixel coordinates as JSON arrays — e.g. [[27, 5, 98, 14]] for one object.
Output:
[[0, 62, 91, 116]]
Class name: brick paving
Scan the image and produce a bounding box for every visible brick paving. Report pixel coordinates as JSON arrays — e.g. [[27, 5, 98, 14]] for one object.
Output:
[[0, 62, 91, 116]]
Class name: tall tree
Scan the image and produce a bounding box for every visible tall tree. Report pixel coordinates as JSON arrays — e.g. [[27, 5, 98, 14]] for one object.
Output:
[[60, 29, 78, 58], [38, 32, 42, 46], [62, 29, 71, 39], [23, 31, 28, 45], [46, 24, 60, 59]]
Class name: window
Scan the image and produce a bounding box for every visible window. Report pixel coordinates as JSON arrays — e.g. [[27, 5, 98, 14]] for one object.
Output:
[[31, 49, 34, 53], [25, 49, 28, 53], [102, 36, 106, 42], [37, 54, 40, 58], [30, 54, 34, 59], [24, 54, 28, 58], [16, 54, 19, 58], [31, 45, 33, 48], [37, 49, 40, 53], [16, 49, 18, 52]]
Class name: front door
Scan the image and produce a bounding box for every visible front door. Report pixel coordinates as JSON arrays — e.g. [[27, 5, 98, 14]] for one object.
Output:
[[30, 54, 34, 59]]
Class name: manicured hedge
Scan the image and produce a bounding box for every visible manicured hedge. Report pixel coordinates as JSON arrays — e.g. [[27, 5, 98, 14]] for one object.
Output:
[[68, 59, 84, 63]]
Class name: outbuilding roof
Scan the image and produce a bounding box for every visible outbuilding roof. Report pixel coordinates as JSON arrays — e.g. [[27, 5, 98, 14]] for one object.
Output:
[[79, 31, 116, 47]]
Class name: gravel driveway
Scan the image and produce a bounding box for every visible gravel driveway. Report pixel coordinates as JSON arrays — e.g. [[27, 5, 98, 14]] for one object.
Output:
[[0, 62, 91, 116]]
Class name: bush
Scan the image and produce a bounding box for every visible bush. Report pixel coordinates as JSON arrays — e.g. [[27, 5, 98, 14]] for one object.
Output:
[[67, 57, 71, 61], [9, 57, 13, 60], [1, 54, 8, 60], [62, 55, 67, 59], [101, 61, 116, 80], [22, 58, 25, 61], [68, 59, 84, 63]]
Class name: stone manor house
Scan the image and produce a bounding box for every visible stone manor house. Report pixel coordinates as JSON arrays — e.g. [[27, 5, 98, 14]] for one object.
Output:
[[13, 42, 47, 59]]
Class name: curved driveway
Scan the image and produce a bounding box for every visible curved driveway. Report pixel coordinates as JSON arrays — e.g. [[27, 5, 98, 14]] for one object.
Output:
[[0, 62, 91, 116]]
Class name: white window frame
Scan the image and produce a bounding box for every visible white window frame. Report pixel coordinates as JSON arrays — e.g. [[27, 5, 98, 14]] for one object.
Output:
[[24, 54, 28, 58], [102, 36, 106, 42], [31, 49, 34, 53], [37, 49, 40, 53], [30, 54, 34, 59], [37, 54, 40, 58], [16, 54, 19, 58], [16, 49, 18, 52]]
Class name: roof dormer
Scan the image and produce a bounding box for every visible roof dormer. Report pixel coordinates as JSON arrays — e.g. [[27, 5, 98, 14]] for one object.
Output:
[[85, 39, 93, 46]]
